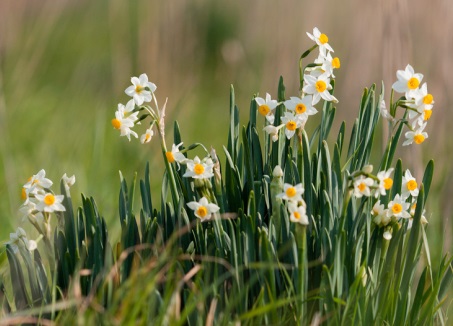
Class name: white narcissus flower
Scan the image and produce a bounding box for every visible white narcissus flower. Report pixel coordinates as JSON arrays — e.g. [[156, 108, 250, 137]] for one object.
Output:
[[7, 228, 37, 253], [263, 124, 285, 142], [383, 230, 392, 240], [187, 197, 220, 221], [303, 73, 338, 105], [352, 176, 374, 198], [183, 156, 214, 179], [371, 200, 390, 227], [35, 192, 66, 213], [281, 112, 304, 139], [408, 83, 434, 119], [112, 100, 139, 141], [402, 170, 419, 198], [387, 194, 411, 219], [288, 202, 309, 225], [306, 27, 334, 52], [284, 96, 317, 122], [391, 64, 423, 99], [315, 48, 340, 78], [403, 123, 428, 146], [166, 142, 187, 165], [125, 73, 157, 105], [276, 183, 304, 202], [23, 169, 53, 198], [376, 168, 394, 197], [255, 93, 278, 124], [62, 173, 76, 190], [140, 127, 154, 144]]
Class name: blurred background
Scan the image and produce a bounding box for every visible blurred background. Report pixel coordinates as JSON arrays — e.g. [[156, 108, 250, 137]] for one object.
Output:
[[0, 0, 452, 261]]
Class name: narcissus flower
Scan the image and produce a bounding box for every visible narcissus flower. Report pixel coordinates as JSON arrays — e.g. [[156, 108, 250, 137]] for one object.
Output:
[[23, 169, 53, 198], [403, 123, 428, 146], [315, 48, 340, 78], [306, 27, 334, 52], [187, 197, 219, 221], [7, 228, 36, 253], [166, 142, 187, 165], [402, 170, 419, 197], [255, 93, 278, 124], [288, 202, 309, 225], [387, 194, 411, 219], [35, 192, 66, 213], [392, 64, 423, 98], [303, 73, 338, 105], [276, 183, 304, 202], [372, 200, 391, 227], [376, 168, 394, 196], [281, 112, 304, 139], [140, 127, 154, 144], [125, 73, 157, 105], [284, 96, 317, 121], [112, 100, 139, 141], [183, 156, 214, 179], [353, 175, 374, 198]]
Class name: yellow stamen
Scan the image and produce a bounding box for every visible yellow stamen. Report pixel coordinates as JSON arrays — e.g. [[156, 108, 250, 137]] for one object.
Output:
[[295, 103, 306, 114], [196, 206, 208, 218], [358, 182, 366, 192], [286, 187, 297, 198], [293, 212, 301, 220], [286, 121, 297, 131], [423, 110, 432, 121], [112, 118, 121, 129], [407, 180, 418, 191], [319, 33, 328, 44], [332, 57, 340, 69], [166, 152, 175, 163], [315, 80, 327, 93], [44, 194, 55, 206], [407, 77, 419, 90], [258, 105, 271, 116], [135, 85, 144, 94], [423, 94, 433, 105], [383, 178, 393, 190], [414, 134, 425, 144], [194, 163, 205, 175], [145, 134, 151, 141], [392, 203, 403, 214]]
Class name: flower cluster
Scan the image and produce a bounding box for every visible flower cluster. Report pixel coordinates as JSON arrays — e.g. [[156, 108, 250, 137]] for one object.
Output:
[[258, 27, 339, 142], [20, 170, 72, 239], [273, 166, 309, 225], [112, 73, 163, 143], [387, 64, 434, 146], [351, 166, 427, 239]]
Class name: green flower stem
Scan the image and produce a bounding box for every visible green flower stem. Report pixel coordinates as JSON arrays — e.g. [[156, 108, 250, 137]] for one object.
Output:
[[160, 141, 179, 206], [296, 224, 307, 321], [299, 44, 318, 93]]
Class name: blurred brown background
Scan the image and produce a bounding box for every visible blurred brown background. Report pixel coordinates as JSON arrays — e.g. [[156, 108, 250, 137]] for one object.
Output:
[[0, 0, 452, 253]]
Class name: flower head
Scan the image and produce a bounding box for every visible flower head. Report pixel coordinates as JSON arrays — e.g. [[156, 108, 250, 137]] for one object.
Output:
[[315, 48, 340, 78], [353, 175, 374, 198], [35, 192, 66, 213], [281, 112, 304, 139], [387, 194, 411, 219], [376, 168, 394, 197], [255, 93, 278, 124], [187, 197, 220, 221], [166, 142, 187, 165], [402, 170, 419, 197], [263, 124, 285, 142], [140, 127, 154, 144], [392, 64, 423, 99], [276, 183, 304, 202], [23, 169, 53, 199], [371, 200, 391, 227], [306, 27, 334, 52], [284, 96, 317, 121], [112, 100, 139, 141], [288, 202, 309, 225], [183, 156, 214, 179], [7, 228, 36, 253], [125, 73, 157, 106], [403, 122, 428, 146], [303, 73, 338, 105]]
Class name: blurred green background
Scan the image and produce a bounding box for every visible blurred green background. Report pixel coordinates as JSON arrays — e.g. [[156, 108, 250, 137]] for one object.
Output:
[[0, 0, 452, 259]]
